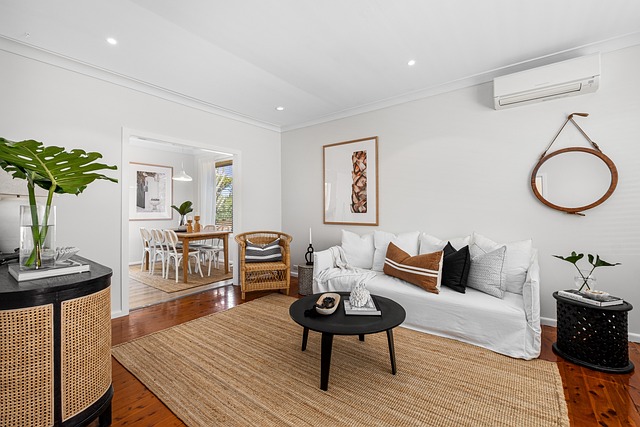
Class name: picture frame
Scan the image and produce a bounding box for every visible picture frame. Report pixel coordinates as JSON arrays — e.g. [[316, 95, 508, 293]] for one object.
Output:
[[129, 162, 173, 221], [323, 136, 378, 225]]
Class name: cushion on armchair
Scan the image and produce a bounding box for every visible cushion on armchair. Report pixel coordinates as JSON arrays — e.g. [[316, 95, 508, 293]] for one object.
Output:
[[245, 239, 282, 263]]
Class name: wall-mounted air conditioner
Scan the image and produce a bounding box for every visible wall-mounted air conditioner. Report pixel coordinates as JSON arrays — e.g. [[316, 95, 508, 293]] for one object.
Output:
[[493, 53, 600, 110]]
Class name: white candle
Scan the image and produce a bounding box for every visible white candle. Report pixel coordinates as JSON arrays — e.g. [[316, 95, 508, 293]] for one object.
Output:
[[309, 227, 312, 245]]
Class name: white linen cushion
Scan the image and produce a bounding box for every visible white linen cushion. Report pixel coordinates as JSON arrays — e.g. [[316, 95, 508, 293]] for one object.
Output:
[[372, 231, 420, 271], [419, 233, 471, 254], [472, 233, 533, 294], [467, 244, 506, 299], [341, 230, 375, 269]]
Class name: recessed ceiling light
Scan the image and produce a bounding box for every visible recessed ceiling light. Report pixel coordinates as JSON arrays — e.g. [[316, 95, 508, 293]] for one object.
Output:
[[275, 106, 285, 111], [106, 37, 118, 45], [407, 59, 416, 66]]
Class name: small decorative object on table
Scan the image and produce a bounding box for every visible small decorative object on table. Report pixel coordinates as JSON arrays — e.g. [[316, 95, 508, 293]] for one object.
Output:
[[349, 282, 371, 307], [553, 251, 620, 291], [557, 289, 623, 307], [194, 215, 201, 232], [314, 293, 340, 315], [345, 282, 381, 315], [305, 227, 314, 265]]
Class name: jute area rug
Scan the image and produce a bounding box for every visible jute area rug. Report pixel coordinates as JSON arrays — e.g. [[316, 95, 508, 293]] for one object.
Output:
[[112, 294, 569, 427], [129, 263, 232, 293]]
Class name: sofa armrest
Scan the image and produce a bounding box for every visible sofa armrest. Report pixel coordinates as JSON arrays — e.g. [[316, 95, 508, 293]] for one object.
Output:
[[522, 249, 541, 358], [313, 246, 339, 278]]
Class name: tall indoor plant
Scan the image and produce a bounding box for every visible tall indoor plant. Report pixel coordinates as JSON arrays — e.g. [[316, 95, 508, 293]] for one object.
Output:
[[0, 138, 117, 268]]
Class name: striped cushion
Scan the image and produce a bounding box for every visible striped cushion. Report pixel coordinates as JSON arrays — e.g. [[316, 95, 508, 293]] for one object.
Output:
[[383, 242, 443, 294], [245, 239, 282, 263]]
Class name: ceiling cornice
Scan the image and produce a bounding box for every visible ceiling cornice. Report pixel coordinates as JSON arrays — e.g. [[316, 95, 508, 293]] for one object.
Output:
[[0, 36, 281, 133], [2, 31, 639, 134]]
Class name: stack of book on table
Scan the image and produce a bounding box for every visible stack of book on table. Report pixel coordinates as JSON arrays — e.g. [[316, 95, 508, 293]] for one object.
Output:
[[558, 289, 624, 307], [344, 296, 381, 316]]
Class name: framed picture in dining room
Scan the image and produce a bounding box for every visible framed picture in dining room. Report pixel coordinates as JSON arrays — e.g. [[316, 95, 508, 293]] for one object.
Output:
[[129, 162, 173, 220], [323, 136, 378, 225]]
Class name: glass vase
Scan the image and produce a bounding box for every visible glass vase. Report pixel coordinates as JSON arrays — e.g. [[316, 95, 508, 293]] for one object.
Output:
[[574, 269, 595, 292], [19, 205, 56, 270]]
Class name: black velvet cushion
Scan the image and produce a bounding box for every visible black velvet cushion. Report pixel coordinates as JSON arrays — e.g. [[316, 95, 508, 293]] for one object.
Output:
[[442, 242, 471, 293]]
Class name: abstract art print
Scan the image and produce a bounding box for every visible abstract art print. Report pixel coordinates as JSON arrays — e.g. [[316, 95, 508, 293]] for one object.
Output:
[[129, 162, 173, 220], [323, 137, 378, 225]]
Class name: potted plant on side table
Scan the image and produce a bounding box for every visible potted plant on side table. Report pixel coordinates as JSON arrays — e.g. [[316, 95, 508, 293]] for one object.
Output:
[[0, 137, 117, 271]]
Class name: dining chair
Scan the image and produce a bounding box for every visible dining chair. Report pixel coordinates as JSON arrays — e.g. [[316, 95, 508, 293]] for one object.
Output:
[[150, 229, 168, 277], [198, 225, 224, 276], [139, 227, 154, 271], [163, 229, 203, 282]]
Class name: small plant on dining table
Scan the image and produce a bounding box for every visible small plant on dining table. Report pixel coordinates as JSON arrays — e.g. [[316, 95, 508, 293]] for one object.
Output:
[[553, 251, 621, 292]]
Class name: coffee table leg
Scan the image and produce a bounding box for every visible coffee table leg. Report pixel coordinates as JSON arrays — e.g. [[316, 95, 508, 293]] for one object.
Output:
[[359, 334, 365, 342], [320, 332, 334, 391], [387, 329, 397, 375], [301, 327, 309, 351]]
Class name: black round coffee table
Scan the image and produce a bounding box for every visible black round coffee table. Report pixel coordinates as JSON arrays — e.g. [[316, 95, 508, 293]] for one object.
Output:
[[289, 292, 406, 391]]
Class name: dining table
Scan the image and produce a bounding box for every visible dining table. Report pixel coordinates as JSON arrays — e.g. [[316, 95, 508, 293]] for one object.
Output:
[[175, 230, 231, 283]]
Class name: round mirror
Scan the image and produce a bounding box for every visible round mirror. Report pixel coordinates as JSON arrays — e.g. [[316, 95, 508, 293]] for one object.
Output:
[[530, 147, 618, 215]]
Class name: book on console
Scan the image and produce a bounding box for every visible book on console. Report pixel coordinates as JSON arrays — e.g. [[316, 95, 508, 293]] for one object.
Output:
[[8, 260, 90, 282], [558, 289, 624, 307], [344, 297, 381, 316]]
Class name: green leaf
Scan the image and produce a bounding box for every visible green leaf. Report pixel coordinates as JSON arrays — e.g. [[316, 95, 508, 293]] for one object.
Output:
[[171, 201, 193, 215], [552, 251, 584, 265], [0, 138, 118, 195], [588, 254, 621, 268]]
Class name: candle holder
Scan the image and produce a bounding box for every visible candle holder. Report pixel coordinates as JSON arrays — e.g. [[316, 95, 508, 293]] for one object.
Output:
[[305, 244, 314, 266], [194, 215, 201, 232], [186, 219, 193, 233]]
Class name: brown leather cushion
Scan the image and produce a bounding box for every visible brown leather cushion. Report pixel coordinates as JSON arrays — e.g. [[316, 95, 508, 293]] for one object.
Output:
[[383, 242, 443, 294]]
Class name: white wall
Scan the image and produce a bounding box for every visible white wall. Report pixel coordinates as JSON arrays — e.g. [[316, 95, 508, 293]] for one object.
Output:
[[0, 47, 282, 317], [282, 45, 640, 335]]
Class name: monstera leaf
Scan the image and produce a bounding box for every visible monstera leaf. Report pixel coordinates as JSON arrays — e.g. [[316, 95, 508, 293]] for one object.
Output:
[[552, 251, 584, 265], [0, 137, 117, 267], [0, 138, 117, 196], [588, 254, 621, 268]]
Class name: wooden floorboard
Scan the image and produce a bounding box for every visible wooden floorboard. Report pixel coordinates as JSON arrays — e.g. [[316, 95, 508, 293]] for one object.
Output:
[[109, 279, 640, 426]]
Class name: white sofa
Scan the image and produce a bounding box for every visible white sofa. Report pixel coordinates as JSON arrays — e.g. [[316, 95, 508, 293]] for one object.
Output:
[[312, 231, 541, 360]]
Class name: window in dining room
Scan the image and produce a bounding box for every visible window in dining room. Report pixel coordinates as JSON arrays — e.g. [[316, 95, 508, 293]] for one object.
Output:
[[215, 160, 233, 231]]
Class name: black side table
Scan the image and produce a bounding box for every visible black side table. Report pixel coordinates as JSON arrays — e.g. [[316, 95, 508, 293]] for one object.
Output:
[[553, 291, 634, 373]]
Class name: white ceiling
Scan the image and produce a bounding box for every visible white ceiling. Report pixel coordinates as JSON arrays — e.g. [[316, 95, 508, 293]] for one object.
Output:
[[1, 0, 640, 131]]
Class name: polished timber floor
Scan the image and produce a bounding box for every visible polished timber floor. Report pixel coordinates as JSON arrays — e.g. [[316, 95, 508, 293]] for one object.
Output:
[[109, 277, 640, 427]]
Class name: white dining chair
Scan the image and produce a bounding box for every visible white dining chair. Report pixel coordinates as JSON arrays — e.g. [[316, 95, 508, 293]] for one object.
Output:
[[164, 229, 203, 282], [150, 228, 169, 277], [139, 228, 155, 272], [198, 225, 224, 276]]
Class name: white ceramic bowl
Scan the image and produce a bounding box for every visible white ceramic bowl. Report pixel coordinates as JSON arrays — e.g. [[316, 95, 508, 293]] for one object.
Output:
[[315, 293, 341, 315], [584, 289, 610, 301]]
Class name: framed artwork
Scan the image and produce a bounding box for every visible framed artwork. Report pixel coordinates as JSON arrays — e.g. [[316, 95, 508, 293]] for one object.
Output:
[[129, 162, 173, 220], [323, 136, 378, 225]]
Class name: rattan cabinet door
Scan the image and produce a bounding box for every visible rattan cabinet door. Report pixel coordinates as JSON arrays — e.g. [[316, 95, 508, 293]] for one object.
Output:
[[0, 304, 54, 427], [61, 287, 111, 421]]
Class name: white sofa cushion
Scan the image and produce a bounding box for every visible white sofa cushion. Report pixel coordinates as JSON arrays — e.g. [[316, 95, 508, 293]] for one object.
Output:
[[472, 233, 532, 294], [372, 231, 420, 271], [341, 230, 374, 269], [419, 233, 471, 254], [467, 244, 506, 298]]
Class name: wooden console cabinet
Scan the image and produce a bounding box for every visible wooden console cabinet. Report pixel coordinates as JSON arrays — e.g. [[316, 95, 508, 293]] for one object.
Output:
[[0, 257, 113, 426]]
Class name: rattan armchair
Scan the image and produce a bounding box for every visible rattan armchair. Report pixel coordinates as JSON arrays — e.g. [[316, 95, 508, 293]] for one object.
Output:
[[235, 231, 292, 300]]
